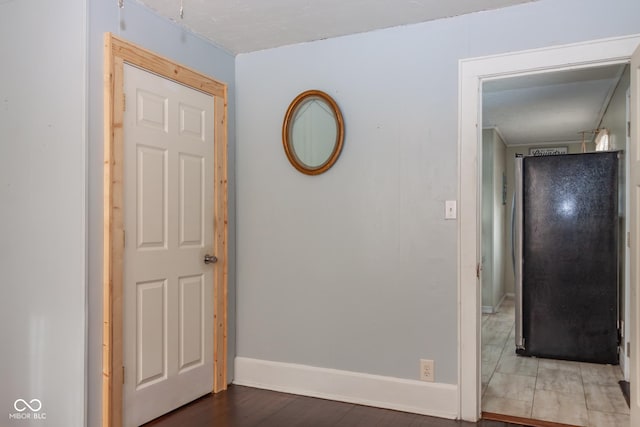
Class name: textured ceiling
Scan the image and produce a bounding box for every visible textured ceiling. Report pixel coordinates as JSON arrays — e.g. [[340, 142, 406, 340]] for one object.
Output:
[[135, 0, 538, 54], [483, 64, 626, 146], [132, 1, 623, 147]]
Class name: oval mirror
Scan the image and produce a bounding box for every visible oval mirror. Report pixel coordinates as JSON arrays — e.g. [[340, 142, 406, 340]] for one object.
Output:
[[282, 90, 344, 175]]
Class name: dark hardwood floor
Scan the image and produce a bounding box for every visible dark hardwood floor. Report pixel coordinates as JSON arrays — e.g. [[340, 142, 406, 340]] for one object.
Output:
[[143, 385, 526, 427]]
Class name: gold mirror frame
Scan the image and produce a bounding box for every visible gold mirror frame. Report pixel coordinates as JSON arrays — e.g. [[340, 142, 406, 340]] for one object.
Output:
[[282, 90, 345, 175]]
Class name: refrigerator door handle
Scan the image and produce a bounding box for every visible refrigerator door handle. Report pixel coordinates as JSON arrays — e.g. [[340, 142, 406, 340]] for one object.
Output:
[[513, 156, 525, 350]]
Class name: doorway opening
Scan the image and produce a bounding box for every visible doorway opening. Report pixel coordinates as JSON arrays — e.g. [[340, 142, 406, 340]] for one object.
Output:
[[457, 34, 640, 423], [479, 64, 631, 426]]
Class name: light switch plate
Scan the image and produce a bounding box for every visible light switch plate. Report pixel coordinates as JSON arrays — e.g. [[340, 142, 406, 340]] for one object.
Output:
[[445, 200, 457, 219]]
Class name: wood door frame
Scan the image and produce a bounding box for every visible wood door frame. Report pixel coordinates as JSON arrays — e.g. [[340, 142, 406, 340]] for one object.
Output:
[[102, 33, 228, 427], [458, 34, 640, 421]]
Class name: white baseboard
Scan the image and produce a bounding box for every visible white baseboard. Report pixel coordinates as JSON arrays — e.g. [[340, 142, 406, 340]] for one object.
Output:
[[496, 293, 507, 310], [482, 305, 495, 314], [233, 357, 458, 420], [483, 293, 514, 314]]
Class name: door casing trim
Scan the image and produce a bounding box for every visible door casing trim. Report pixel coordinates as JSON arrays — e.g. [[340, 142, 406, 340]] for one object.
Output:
[[102, 33, 229, 427], [458, 33, 640, 421]]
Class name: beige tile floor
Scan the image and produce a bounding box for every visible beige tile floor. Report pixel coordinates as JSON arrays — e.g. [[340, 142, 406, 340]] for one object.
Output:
[[481, 295, 630, 427]]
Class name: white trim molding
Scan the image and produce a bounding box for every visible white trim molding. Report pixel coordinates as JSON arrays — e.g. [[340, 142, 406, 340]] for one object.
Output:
[[458, 33, 640, 422], [234, 357, 458, 419]]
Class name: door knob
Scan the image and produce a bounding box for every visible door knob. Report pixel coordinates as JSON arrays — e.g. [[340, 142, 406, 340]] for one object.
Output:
[[204, 254, 218, 264]]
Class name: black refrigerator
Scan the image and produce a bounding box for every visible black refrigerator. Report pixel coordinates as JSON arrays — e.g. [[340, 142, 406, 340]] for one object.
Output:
[[513, 151, 619, 364]]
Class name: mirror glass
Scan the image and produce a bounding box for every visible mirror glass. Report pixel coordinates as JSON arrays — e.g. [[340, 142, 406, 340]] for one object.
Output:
[[283, 90, 344, 175]]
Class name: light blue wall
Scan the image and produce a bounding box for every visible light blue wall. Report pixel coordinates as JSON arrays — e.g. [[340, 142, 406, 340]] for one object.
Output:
[[235, 0, 640, 385], [87, 1, 236, 426], [0, 1, 87, 426]]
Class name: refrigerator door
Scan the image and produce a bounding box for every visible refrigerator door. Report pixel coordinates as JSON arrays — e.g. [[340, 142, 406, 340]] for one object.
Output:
[[513, 156, 524, 350], [517, 152, 619, 364]]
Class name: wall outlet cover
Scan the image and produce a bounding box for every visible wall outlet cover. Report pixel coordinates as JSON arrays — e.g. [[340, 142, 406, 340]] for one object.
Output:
[[420, 359, 434, 382]]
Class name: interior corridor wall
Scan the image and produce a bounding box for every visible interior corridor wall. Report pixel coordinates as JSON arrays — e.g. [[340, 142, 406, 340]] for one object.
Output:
[[0, 1, 87, 426], [599, 65, 631, 378], [87, 2, 236, 426], [493, 133, 506, 310], [481, 128, 507, 313], [235, 0, 640, 386], [492, 131, 507, 310], [482, 130, 495, 311]]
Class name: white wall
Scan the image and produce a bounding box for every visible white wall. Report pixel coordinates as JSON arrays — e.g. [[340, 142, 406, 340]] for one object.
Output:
[[601, 66, 630, 152], [599, 65, 630, 378], [482, 128, 507, 312], [492, 133, 506, 308], [481, 130, 495, 310], [235, 0, 640, 391], [86, 2, 236, 426], [0, 1, 87, 426]]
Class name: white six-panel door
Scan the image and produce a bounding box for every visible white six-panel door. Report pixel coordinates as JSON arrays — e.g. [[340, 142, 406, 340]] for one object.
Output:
[[630, 43, 640, 427], [122, 63, 215, 427]]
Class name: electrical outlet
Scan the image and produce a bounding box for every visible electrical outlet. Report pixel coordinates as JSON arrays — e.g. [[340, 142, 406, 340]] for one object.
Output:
[[420, 359, 434, 382]]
